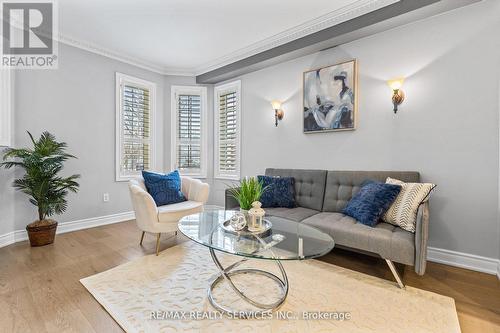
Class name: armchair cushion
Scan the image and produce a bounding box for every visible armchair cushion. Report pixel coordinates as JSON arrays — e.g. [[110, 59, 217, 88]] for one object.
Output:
[[142, 170, 186, 206], [157, 200, 204, 223]]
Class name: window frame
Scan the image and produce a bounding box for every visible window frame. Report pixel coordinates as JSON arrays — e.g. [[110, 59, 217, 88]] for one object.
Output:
[[214, 80, 241, 180], [115, 72, 157, 182], [170, 85, 208, 178], [0, 69, 12, 147]]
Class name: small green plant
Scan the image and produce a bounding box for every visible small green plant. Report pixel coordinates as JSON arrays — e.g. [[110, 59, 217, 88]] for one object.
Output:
[[1, 131, 80, 222], [229, 177, 267, 210]]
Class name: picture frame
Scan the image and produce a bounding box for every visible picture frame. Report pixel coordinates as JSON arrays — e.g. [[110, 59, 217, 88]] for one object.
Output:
[[303, 59, 358, 133]]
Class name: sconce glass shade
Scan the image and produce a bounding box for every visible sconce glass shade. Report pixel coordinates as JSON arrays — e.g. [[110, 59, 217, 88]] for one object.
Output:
[[387, 78, 404, 90], [271, 100, 282, 110], [388, 78, 406, 113]]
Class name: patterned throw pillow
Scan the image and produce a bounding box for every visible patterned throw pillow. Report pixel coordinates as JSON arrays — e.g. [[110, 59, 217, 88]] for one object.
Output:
[[342, 182, 401, 227], [142, 170, 186, 206], [257, 175, 296, 208], [382, 177, 436, 232]]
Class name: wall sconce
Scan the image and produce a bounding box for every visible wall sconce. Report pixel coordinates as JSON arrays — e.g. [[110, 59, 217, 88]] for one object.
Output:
[[271, 100, 284, 127], [387, 78, 405, 113]]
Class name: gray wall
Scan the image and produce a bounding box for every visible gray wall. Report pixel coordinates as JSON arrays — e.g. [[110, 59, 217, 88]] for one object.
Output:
[[0, 44, 217, 234], [0, 73, 15, 236], [6, 43, 168, 230], [2, 0, 499, 262], [0, 168, 15, 236], [210, 0, 500, 259]]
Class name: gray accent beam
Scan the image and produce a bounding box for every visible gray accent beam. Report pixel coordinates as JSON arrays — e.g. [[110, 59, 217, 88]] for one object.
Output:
[[196, 0, 480, 84]]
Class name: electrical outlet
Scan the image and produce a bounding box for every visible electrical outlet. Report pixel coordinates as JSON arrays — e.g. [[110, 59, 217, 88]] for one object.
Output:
[[103, 193, 110, 202]]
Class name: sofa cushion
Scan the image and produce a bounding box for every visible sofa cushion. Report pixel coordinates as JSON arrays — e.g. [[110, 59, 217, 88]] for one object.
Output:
[[157, 200, 203, 223], [265, 168, 327, 211], [264, 207, 319, 222], [257, 175, 296, 208], [342, 182, 401, 227], [383, 177, 436, 232], [322, 171, 420, 213], [302, 212, 415, 265]]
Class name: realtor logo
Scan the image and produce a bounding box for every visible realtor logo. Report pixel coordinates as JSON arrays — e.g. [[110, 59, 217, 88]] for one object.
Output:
[[1, 0, 58, 68]]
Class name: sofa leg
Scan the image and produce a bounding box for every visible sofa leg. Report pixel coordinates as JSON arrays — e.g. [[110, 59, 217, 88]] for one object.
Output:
[[139, 231, 145, 245], [156, 233, 161, 256], [385, 259, 405, 289]]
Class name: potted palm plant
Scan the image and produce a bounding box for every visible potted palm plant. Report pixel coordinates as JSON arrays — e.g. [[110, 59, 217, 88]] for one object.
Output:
[[1, 132, 80, 246], [228, 177, 266, 219]]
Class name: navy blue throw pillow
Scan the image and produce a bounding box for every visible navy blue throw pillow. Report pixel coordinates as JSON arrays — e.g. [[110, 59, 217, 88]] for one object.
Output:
[[142, 170, 186, 206], [257, 175, 296, 208], [342, 182, 401, 227]]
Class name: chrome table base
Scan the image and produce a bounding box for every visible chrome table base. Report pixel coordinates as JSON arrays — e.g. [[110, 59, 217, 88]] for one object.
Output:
[[207, 247, 289, 317]]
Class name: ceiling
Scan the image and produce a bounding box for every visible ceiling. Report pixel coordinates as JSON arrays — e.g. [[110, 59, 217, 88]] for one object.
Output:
[[58, 0, 400, 75]]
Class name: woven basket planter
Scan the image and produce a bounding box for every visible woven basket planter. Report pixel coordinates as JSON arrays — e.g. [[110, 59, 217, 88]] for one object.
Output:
[[26, 220, 58, 247]]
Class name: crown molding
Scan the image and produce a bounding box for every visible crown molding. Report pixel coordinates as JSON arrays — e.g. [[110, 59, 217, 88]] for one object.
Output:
[[193, 0, 400, 75], [57, 34, 196, 76], [54, 0, 399, 77]]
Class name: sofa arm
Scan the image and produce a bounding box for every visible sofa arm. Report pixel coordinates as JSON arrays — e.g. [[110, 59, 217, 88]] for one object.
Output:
[[414, 201, 430, 275], [225, 187, 240, 210]]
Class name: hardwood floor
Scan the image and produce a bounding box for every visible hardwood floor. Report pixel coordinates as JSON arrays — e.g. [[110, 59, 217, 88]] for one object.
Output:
[[0, 220, 499, 333]]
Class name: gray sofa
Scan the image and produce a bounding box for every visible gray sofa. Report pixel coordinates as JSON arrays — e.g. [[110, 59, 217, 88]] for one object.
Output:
[[225, 168, 431, 288]]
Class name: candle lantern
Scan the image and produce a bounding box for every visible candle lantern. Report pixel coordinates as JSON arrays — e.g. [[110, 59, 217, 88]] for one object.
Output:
[[248, 201, 265, 232]]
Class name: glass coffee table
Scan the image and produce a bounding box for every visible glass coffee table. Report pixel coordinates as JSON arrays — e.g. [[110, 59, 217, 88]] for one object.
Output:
[[178, 210, 335, 316]]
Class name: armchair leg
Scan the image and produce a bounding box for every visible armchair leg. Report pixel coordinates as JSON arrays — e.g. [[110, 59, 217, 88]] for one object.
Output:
[[155, 233, 161, 256], [385, 259, 405, 289], [139, 231, 145, 245]]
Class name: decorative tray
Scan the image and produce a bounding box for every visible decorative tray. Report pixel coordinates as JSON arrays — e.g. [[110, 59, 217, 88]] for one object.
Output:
[[220, 218, 272, 237]]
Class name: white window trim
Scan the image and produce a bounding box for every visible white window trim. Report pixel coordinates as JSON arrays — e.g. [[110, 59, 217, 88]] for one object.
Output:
[[214, 80, 241, 180], [0, 69, 12, 147], [170, 85, 208, 178], [115, 72, 157, 182]]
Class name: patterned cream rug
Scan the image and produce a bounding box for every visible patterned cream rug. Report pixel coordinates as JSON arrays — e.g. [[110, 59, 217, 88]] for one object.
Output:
[[81, 242, 461, 333]]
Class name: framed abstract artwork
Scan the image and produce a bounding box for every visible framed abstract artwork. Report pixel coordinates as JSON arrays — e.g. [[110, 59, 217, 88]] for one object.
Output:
[[303, 59, 357, 133]]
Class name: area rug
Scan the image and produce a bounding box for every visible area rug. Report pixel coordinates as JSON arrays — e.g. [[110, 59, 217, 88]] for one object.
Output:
[[80, 242, 461, 333]]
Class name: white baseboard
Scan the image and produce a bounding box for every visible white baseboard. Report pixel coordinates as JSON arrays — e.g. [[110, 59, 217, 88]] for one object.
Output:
[[0, 232, 15, 248], [0, 205, 223, 249], [427, 246, 500, 276], [0, 211, 135, 248]]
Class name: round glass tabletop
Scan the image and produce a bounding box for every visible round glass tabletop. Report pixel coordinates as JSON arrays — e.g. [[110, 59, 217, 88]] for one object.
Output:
[[178, 210, 335, 261]]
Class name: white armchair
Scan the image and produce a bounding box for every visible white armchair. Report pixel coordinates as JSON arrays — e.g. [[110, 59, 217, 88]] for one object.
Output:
[[128, 175, 209, 255]]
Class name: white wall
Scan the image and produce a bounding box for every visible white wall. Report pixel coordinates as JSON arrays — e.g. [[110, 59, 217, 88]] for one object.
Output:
[[210, 0, 500, 259]]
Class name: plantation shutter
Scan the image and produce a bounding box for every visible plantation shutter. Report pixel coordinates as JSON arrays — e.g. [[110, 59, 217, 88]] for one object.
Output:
[[176, 94, 202, 173], [121, 84, 151, 174], [218, 91, 237, 174], [215, 81, 240, 179]]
